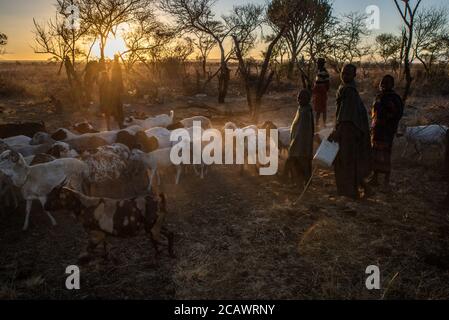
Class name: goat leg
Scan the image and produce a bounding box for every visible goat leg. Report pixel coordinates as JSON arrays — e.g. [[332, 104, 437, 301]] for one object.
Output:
[[151, 237, 162, 257], [39, 197, 57, 226], [161, 227, 176, 258], [23, 200, 32, 231], [175, 165, 182, 185]]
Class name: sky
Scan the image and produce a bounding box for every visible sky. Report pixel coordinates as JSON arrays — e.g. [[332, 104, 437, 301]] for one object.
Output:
[[0, 0, 447, 60]]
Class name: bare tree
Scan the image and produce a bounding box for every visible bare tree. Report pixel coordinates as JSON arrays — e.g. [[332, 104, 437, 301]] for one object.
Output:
[[33, 12, 88, 86], [231, 1, 293, 119], [191, 31, 216, 78], [326, 12, 370, 73], [121, 12, 174, 72], [0, 33, 7, 55], [393, 0, 423, 103], [413, 6, 448, 77], [160, 0, 236, 104], [77, 0, 152, 62]]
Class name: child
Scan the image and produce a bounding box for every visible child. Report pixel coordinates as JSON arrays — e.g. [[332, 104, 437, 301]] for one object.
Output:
[[286, 89, 315, 188]]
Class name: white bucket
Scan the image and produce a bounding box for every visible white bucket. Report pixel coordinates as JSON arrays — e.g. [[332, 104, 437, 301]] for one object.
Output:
[[314, 139, 340, 167]]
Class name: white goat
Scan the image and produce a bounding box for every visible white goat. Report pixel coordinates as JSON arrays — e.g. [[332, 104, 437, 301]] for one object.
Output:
[[278, 127, 291, 156], [0, 150, 88, 230], [47, 142, 80, 159], [125, 111, 174, 129], [3, 135, 32, 147], [131, 148, 183, 187], [145, 127, 172, 149], [180, 116, 213, 130], [401, 125, 448, 160], [31, 132, 55, 146]]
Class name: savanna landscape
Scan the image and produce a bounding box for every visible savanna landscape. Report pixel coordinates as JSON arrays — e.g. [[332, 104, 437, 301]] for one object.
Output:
[[0, 0, 449, 300]]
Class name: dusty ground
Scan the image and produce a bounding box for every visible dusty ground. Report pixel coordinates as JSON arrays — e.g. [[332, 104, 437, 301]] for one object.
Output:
[[1, 65, 449, 300]]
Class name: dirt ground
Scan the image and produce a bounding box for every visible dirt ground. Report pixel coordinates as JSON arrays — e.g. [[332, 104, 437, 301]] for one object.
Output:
[[1, 68, 449, 300]]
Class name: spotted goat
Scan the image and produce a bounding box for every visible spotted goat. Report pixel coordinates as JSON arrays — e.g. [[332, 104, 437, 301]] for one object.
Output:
[[45, 185, 174, 259]]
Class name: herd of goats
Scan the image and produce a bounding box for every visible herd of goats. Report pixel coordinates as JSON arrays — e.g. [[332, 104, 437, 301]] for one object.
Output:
[[0, 110, 448, 260]]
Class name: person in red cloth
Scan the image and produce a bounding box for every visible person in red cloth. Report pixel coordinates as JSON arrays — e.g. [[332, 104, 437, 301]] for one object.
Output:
[[312, 58, 330, 129]]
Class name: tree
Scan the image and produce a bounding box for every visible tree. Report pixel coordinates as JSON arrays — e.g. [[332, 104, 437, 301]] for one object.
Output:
[[375, 33, 402, 70], [77, 0, 152, 62], [326, 12, 370, 73], [160, 0, 236, 104], [268, 0, 332, 80], [393, 0, 423, 103], [231, 1, 294, 119], [413, 7, 448, 77], [0, 33, 7, 55], [191, 31, 216, 78]]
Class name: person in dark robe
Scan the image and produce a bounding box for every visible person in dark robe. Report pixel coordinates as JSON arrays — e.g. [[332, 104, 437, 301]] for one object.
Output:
[[287, 89, 315, 188], [98, 70, 111, 131], [370, 75, 404, 187], [329, 64, 372, 199], [110, 55, 125, 129], [312, 58, 330, 129], [84, 61, 100, 104]]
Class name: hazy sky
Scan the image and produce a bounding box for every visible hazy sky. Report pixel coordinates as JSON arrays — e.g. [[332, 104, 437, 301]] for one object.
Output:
[[0, 0, 447, 60]]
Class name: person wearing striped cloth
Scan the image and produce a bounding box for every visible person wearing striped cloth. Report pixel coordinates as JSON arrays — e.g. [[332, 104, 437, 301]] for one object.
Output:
[[312, 58, 330, 129]]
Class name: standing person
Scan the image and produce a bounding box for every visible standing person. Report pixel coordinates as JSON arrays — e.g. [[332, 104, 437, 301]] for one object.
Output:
[[329, 64, 372, 199], [370, 75, 404, 187], [110, 54, 125, 129], [98, 70, 111, 131], [287, 89, 315, 189], [312, 58, 330, 129]]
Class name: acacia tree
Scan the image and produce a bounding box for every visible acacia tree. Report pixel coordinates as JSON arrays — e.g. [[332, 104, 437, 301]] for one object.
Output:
[[413, 7, 448, 77], [268, 0, 332, 80], [0, 33, 7, 55], [376, 33, 402, 66], [230, 1, 294, 119], [393, 0, 423, 103], [160, 0, 236, 104], [326, 12, 370, 73]]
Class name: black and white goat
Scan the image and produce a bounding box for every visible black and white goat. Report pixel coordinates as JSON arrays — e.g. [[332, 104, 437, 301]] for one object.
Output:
[[44, 186, 174, 259]]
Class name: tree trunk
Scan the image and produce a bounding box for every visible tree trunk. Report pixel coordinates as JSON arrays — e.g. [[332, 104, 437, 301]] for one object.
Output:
[[202, 57, 207, 78], [402, 28, 414, 103], [287, 60, 295, 80], [218, 63, 229, 104]]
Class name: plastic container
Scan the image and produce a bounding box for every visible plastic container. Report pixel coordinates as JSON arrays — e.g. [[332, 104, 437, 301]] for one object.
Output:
[[314, 139, 340, 167]]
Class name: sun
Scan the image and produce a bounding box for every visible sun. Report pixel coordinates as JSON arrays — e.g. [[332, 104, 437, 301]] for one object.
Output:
[[103, 35, 128, 59], [90, 25, 130, 60]]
